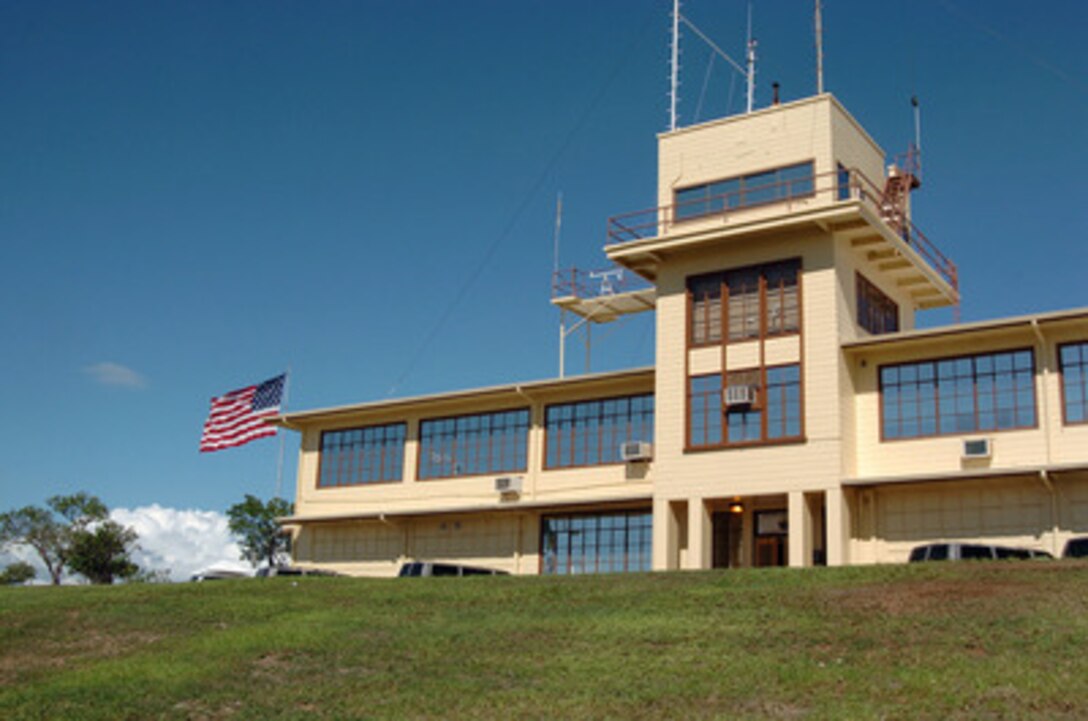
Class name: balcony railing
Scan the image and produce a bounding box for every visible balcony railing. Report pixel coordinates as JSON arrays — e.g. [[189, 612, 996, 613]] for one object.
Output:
[[552, 266, 651, 300], [606, 167, 958, 293]]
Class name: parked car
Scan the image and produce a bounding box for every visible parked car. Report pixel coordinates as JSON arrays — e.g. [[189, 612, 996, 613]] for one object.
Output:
[[1062, 537, 1088, 558], [908, 542, 1053, 562], [256, 566, 341, 578], [397, 561, 508, 577], [190, 569, 251, 582]]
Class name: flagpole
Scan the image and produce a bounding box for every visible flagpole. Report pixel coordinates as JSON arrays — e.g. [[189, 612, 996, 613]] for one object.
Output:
[[274, 368, 291, 500]]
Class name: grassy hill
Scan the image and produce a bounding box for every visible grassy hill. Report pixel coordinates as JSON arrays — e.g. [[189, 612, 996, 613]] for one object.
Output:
[[2, 562, 1087, 720]]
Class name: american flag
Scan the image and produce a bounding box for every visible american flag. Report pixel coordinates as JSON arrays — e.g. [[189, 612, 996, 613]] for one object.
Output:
[[199, 374, 286, 453]]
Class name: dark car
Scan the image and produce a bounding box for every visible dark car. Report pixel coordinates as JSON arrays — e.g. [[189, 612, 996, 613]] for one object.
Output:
[[397, 561, 508, 577], [908, 542, 1052, 562], [1062, 537, 1088, 558]]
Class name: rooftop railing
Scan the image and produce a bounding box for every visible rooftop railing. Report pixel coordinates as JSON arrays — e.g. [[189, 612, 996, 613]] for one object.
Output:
[[606, 167, 958, 293]]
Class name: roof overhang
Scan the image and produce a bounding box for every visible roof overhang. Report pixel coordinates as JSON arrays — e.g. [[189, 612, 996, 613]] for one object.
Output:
[[277, 494, 653, 526], [843, 462, 1088, 489]]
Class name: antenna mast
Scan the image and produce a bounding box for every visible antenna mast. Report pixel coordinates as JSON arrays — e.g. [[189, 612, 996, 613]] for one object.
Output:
[[669, 0, 680, 131], [815, 0, 824, 94], [745, 3, 756, 113]]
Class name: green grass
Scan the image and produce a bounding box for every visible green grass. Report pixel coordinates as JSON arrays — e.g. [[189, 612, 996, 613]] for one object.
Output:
[[2, 562, 1087, 720]]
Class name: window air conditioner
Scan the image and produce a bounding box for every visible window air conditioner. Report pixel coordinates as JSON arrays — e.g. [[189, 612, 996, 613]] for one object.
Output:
[[724, 384, 755, 407], [620, 441, 652, 462], [494, 476, 523, 495], [962, 438, 992, 459]]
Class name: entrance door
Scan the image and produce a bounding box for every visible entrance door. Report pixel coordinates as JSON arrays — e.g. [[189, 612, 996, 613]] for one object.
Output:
[[754, 510, 788, 567], [711, 511, 742, 568]]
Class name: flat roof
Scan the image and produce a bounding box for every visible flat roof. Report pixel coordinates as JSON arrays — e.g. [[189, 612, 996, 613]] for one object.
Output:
[[272, 365, 654, 428], [842, 306, 1088, 352]]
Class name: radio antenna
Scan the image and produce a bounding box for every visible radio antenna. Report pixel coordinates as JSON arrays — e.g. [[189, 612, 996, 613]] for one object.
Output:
[[815, 0, 825, 94]]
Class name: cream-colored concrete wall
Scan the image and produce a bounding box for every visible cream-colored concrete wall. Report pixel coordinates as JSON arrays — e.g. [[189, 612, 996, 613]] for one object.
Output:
[[290, 374, 654, 522], [848, 474, 1088, 563], [848, 325, 1088, 480], [293, 512, 540, 577], [828, 101, 886, 194], [652, 231, 846, 509], [1038, 324, 1088, 465]]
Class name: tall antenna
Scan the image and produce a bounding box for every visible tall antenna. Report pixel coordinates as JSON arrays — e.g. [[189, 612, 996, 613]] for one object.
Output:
[[815, 0, 824, 94], [669, 0, 680, 131], [911, 95, 923, 182], [551, 192, 563, 275], [745, 2, 757, 113]]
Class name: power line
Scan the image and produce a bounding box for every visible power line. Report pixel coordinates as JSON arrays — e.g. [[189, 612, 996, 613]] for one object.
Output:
[[386, 2, 661, 397]]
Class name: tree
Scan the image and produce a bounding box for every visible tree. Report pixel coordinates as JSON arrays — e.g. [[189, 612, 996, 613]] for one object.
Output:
[[0, 561, 36, 585], [227, 495, 293, 568], [0, 492, 108, 585], [67, 520, 140, 585]]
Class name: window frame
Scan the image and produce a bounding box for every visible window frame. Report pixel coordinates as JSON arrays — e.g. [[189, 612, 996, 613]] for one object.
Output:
[[686, 363, 805, 450], [316, 422, 407, 489], [673, 160, 817, 222], [1059, 341, 1088, 426], [544, 393, 655, 470], [416, 407, 530, 480], [686, 258, 802, 349], [856, 273, 899, 336], [878, 348, 1038, 441], [539, 508, 653, 575]]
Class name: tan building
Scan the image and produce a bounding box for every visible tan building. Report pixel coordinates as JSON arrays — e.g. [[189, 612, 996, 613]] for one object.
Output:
[[273, 94, 1088, 576]]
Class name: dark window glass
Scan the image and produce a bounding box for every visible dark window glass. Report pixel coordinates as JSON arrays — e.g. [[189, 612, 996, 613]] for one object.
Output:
[[689, 375, 723, 447], [837, 163, 851, 201], [856, 274, 899, 335], [688, 260, 800, 346], [319, 423, 406, 487], [418, 409, 529, 479], [880, 350, 1036, 440], [674, 162, 815, 220], [1060, 341, 1088, 425], [545, 393, 654, 468], [541, 510, 652, 575]]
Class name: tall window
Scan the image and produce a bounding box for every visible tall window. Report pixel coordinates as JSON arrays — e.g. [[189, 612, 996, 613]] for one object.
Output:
[[881, 349, 1036, 440], [857, 274, 899, 335], [541, 510, 652, 575], [418, 409, 529, 480], [545, 394, 654, 468], [319, 423, 406, 487], [688, 259, 800, 346], [675, 161, 815, 220], [1060, 341, 1088, 424], [689, 364, 803, 448]]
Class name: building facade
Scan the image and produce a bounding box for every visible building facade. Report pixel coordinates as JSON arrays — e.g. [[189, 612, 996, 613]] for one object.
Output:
[[274, 94, 1088, 576]]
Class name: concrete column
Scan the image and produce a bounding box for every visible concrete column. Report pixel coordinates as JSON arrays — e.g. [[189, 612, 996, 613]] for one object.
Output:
[[686, 498, 713, 570], [652, 497, 674, 571], [825, 487, 851, 566], [788, 491, 813, 568]]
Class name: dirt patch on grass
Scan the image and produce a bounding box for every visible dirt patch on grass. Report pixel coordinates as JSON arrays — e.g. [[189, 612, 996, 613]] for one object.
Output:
[[820, 577, 1027, 618], [0, 628, 162, 686]]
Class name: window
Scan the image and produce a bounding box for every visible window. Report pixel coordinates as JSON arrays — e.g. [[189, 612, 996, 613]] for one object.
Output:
[[318, 423, 406, 487], [880, 349, 1036, 440], [674, 161, 815, 220], [418, 409, 529, 480], [837, 163, 851, 201], [1060, 341, 1088, 424], [545, 394, 654, 468], [856, 274, 899, 335], [541, 510, 652, 575], [689, 364, 803, 448], [688, 259, 800, 346]]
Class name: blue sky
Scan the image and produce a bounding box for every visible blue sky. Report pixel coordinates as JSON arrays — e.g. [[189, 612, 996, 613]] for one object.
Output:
[[1, 0, 1086, 526]]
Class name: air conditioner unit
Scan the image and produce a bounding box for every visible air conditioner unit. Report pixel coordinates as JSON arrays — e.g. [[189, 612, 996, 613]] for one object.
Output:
[[620, 441, 652, 462], [962, 438, 992, 459], [494, 476, 523, 495], [724, 384, 754, 406]]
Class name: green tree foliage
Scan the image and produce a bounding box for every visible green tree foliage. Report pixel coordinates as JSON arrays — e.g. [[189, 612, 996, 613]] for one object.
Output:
[[0, 492, 109, 584], [227, 495, 293, 568], [67, 520, 140, 585], [0, 561, 36, 585]]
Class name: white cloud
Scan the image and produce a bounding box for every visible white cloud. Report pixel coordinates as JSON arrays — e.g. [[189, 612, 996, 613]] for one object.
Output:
[[110, 505, 250, 581], [84, 361, 148, 389]]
